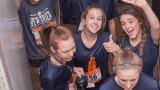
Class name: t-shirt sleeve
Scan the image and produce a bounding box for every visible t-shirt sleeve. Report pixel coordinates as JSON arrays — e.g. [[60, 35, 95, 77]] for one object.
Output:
[[116, 36, 122, 45], [41, 78, 55, 90], [108, 0, 119, 20], [50, 0, 57, 5]]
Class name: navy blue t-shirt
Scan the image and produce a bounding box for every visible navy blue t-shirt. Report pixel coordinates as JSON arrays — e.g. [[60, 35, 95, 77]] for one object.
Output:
[[99, 73, 159, 90], [18, 0, 56, 59], [66, 0, 119, 32], [73, 31, 110, 90], [39, 57, 74, 90], [117, 30, 159, 76]]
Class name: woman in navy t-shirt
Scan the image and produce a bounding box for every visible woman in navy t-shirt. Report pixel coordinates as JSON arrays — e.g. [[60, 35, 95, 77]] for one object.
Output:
[[73, 5, 112, 90], [39, 19, 84, 90], [104, 0, 160, 76], [100, 48, 159, 90]]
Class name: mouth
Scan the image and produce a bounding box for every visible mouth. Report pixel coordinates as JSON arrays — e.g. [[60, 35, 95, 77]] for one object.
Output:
[[127, 29, 134, 36], [125, 87, 132, 90], [67, 57, 72, 60], [91, 25, 98, 30]]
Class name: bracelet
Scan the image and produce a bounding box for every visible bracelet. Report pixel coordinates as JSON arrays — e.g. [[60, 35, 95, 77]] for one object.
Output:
[[54, 25, 58, 28]]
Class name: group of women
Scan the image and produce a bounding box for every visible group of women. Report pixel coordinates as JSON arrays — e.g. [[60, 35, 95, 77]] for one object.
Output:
[[39, 0, 160, 90]]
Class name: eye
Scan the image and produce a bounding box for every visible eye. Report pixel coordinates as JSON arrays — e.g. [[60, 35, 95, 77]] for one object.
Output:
[[72, 46, 75, 50], [90, 17, 94, 19], [121, 79, 127, 82], [98, 18, 102, 20], [129, 21, 133, 23], [131, 79, 136, 81], [121, 23, 125, 25], [63, 51, 69, 53]]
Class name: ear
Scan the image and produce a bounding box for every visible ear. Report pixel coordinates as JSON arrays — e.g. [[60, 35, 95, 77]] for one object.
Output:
[[82, 18, 86, 25], [113, 67, 115, 72], [113, 67, 117, 74], [50, 47, 56, 54], [140, 67, 142, 72], [140, 22, 142, 25]]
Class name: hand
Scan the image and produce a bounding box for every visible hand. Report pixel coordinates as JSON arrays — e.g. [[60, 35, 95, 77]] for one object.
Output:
[[103, 34, 119, 53], [122, 0, 147, 8], [74, 67, 84, 78]]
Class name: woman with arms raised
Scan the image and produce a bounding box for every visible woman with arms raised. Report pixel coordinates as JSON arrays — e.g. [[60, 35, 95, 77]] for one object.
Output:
[[104, 0, 160, 77]]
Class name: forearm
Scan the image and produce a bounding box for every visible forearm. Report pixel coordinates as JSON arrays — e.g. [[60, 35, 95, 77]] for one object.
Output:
[[14, 0, 20, 11], [108, 19, 117, 41], [142, 3, 160, 30], [116, 45, 123, 54], [113, 44, 123, 56], [142, 2, 160, 44]]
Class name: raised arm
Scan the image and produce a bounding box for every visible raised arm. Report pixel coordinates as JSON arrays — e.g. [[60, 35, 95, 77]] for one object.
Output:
[[14, 0, 20, 11], [109, 19, 117, 41], [122, 0, 160, 45]]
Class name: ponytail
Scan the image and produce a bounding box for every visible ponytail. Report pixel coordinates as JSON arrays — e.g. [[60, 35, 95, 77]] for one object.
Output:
[[40, 19, 72, 57]]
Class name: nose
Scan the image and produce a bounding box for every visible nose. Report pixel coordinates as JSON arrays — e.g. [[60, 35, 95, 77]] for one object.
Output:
[[94, 19, 98, 24], [126, 82, 131, 89], [68, 50, 74, 57], [126, 23, 129, 29]]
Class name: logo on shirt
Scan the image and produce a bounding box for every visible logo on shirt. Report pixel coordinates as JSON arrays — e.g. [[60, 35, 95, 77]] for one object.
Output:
[[88, 54, 96, 72], [85, 54, 102, 88], [30, 8, 52, 29]]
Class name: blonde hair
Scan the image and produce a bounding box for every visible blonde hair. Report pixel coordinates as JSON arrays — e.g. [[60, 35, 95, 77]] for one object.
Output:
[[112, 47, 143, 72]]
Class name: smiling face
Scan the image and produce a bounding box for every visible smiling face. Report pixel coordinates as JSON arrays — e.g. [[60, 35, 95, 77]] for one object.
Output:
[[115, 69, 140, 90], [120, 14, 142, 40], [52, 37, 76, 63], [83, 8, 103, 34]]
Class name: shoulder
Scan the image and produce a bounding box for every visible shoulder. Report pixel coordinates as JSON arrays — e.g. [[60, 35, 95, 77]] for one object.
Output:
[[98, 32, 111, 40], [20, 0, 27, 4], [19, 0, 30, 15], [99, 74, 116, 90], [42, 57, 50, 65], [117, 35, 123, 45], [140, 73, 159, 89], [99, 32, 110, 37], [19, 0, 28, 8], [45, 0, 57, 5], [40, 57, 61, 80], [73, 31, 81, 40]]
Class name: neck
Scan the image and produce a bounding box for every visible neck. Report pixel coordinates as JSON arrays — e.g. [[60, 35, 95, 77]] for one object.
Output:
[[82, 29, 97, 42], [28, 0, 40, 4], [50, 55, 66, 66]]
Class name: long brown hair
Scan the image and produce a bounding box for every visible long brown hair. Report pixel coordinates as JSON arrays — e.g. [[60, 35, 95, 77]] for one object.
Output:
[[81, 4, 106, 33], [40, 19, 73, 57], [119, 7, 147, 58]]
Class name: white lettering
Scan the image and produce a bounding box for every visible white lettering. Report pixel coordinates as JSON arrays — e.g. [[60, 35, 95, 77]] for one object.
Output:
[[30, 8, 52, 29]]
